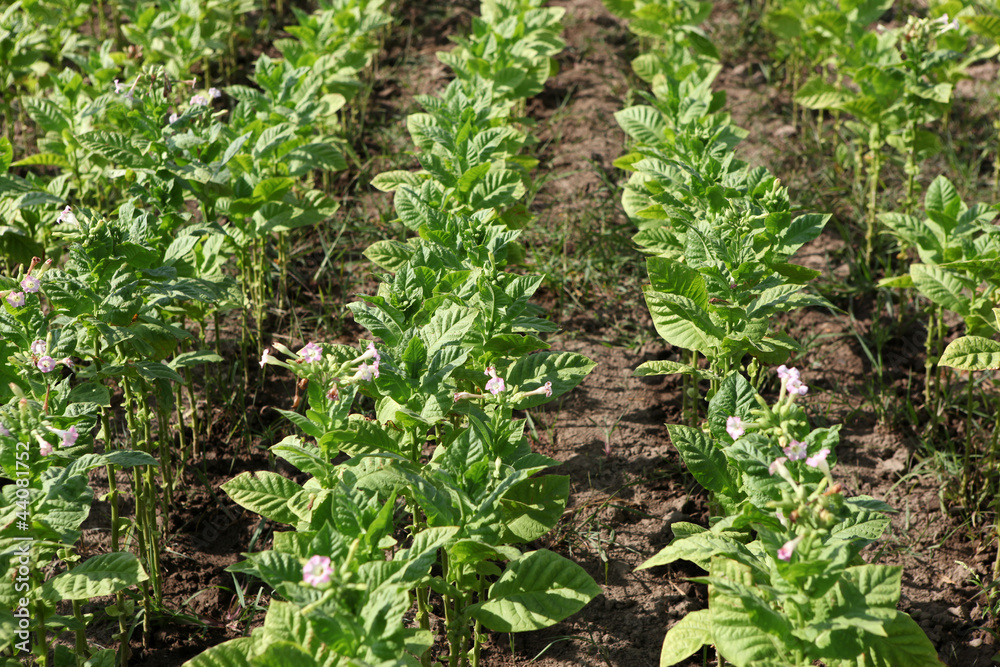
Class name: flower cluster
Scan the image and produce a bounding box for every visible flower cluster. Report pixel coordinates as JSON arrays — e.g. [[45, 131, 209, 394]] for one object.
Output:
[[777, 365, 808, 397], [36, 424, 80, 456]]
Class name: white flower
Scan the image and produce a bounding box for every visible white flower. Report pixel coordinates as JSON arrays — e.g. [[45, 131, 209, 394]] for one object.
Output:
[[726, 415, 744, 440], [259, 348, 272, 368], [208, 87, 222, 99], [30, 339, 46, 355], [169, 113, 179, 124], [190, 94, 209, 107], [57, 205, 78, 225]]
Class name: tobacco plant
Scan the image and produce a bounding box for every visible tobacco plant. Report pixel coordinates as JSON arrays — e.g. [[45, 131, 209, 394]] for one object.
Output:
[[644, 371, 942, 667]]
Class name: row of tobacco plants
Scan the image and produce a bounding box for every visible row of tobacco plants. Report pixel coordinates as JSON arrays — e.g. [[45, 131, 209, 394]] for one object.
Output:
[[190, 0, 605, 665], [763, 0, 1000, 578], [597, 0, 1000, 664], [0, 0, 608, 666], [0, 0, 403, 665]]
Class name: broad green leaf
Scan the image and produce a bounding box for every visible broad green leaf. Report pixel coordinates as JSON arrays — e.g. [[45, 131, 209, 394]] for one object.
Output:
[[500, 476, 569, 543], [939, 336, 1000, 370], [637, 530, 753, 572], [666, 425, 733, 498], [370, 170, 424, 192], [181, 638, 253, 667], [909, 264, 969, 316], [646, 256, 708, 308], [863, 611, 945, 667], [41, 553, 147, 601], [471, 550, 601, 632], [644, 288, 722, 356], [508, 351, 596, 409], [614, 105, 666, 145], [660, 609, 712, 666], [222, 472, 303, 524]]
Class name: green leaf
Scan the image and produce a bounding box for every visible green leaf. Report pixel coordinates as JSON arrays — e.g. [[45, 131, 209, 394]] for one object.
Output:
[[667, 424, 734, 497], [222, 472, 303, 525], [508, 351, 596, 409], [794, 77, 847, 110], [910, 264, 969, 316], [644, 288, 722, 356], [370, 170, 424, 192], [637, 530, 753, 572], [863, 611, 945, 667], [707, 373, 757, 441], [614, 105, 666, 145], [646, 256, 709, 308], [41, 553, 148, 601], [939, 336, 1000, 370], [633, 360, 718, 380], [660, 609, 713, 666], [180, 637, 253, 667], [471, 550, 601, 633], [500, 476, 569, 543]]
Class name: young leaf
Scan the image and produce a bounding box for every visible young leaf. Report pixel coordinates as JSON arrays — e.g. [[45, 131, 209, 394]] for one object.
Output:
[[659, 609, 713, 666]]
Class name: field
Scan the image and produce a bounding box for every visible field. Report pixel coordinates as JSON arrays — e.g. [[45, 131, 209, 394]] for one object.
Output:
[[2, 0, 1000, 666]]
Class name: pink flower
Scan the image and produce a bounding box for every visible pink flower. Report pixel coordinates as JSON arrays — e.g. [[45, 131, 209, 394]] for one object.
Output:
[[783, 440, 807, 461], [366, 342, 381, 364], [523, 381, 553, 398], [726, 415, 744, 440], [356, 361, 378, 381], [190, 94, 209, 106], [259, 348, 272, 368], [169, 113, 179, 124], [20, 275, 40, 293], [114, 79, 122, 94], [49, 425, 79, 447], [299, 342, 322, 363], [769, 456, 788, 476], [805, 448, 830, 468], [36, 356, 56, 373], [30, 339, 46, 355], [485, 375, 505, 395], [302, 555, 333, 587], [777, 535, 803, 561], [484, 366, 505, 395], [0, 422, 9, 437], [209, 87, 222, 99], [37, 438, 53, 457], [6, 292, 24, 307], [61, 357, 74, 369]]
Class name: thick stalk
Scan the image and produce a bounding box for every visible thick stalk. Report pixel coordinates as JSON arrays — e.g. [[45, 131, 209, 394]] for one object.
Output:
[[864, 145, 881, 264], [35, 600, 48, 667]]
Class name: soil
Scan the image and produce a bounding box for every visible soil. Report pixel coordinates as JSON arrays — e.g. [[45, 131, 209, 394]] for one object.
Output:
[[51, 0, 1000, 665]]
